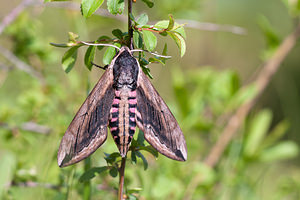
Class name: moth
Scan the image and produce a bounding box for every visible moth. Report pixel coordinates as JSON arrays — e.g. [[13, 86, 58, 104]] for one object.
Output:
[[57, 46, 187, 167]]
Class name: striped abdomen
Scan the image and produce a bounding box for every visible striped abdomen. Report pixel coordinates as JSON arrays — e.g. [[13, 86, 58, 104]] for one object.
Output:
[[109, 89, 137, 157]]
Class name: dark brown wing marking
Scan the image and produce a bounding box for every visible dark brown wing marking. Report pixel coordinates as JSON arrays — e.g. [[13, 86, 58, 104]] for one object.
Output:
[[136, 70, 187, 161], [57, 68, 114, 167]]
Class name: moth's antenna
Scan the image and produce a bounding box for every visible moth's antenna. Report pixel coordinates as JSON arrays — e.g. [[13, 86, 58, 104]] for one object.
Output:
[[131, 49, 172, 58], [81, 42, 121, 51]]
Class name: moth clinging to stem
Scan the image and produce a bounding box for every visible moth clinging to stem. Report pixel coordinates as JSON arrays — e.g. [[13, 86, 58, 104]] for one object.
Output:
[[57, 46, 187, 167]]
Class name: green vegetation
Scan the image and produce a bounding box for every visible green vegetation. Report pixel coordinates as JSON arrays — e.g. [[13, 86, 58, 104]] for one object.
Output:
[[1, 0, 300, 199]]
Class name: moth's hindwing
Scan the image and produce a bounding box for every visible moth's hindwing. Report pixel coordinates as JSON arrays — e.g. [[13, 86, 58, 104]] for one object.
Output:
[[136, 69, 188, 161], [57, 68, 114, 167]]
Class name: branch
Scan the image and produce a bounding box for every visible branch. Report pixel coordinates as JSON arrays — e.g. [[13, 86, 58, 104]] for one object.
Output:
[[0, 0, 37, 35], [183, 22, 300, 200], [0, 45, 45, 83], [204, 23, 300, 167], [176, 20, 247, 35], [41, 2, 246, 35], [0, 121, 52, 135], [43, 1, 127, 22]]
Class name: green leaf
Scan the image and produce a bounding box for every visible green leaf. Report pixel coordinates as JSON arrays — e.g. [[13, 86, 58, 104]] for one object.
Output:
[[136, 13, 149, 28], [96, 35, 111, 50], [141, 65, 153, 79], [262, 120, 290, 149], [109, 167, 118, 177], [167, 15, 175, 30], [133, 31, 143, 48], [107, 0, 125, 15], [62, 46, 79, 73], [259, 141, 299, 162], [154, 20, 186, 39], [142, 30, 157, 51], [139, 146, 158, 158], [141, 0, 154, 8], [112, 29, 123, 39], [136, 151, 148, 170], [131, 151, 137, 164], [81, 0, 104, 18], [137, 130, 145, 145], [68, 32, 79, 43], [244, 109, 272, 157], [79, 166, 109, 182], [168, 32, 186, 57], [50, 42, 78, 48], [84, 45, 96, 70], [226, 83, 258, 111], [103, 46, 116, 65], [104, 152, 121, 164]]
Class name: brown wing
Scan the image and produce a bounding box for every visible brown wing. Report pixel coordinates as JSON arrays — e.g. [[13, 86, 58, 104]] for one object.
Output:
[[57, 68, 114, 167], [136, 70, 187, 161]]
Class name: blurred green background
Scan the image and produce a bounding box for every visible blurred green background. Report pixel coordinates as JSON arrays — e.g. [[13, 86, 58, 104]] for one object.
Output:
[[1, 0, 300, 199]]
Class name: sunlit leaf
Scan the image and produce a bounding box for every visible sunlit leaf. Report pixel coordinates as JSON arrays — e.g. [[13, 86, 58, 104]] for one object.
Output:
[[107, 0, 125, 15], [142, 30, 157, 51], [136, 13, 149, 28], [133, 31, 143, 48], [167, 15, 174, 30], [168, 32, 186, 57], [244, 109, 272, 157], [81, 0, 104, 18], [103, 46, 116, 65], [68, 32, 79, 43], [259, 141, 299, 162]]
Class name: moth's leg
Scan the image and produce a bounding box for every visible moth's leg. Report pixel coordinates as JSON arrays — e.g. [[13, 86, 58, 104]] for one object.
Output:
[[91, 62, 108, 70]]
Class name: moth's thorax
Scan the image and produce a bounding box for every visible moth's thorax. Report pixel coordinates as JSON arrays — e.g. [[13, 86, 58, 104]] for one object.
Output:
[[109, 88, 137, 157], [113, 50, 139, 90]]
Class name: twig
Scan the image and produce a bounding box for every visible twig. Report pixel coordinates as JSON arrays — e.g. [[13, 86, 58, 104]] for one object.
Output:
[[40, 2, 246, 35], [183, 22, 300, 200], [0, 121, 51, 135], [0, 45, 45, 83], [131, 49, 171, 58], [80, 41, 121, 50], [118, 157, 126, 200], [128, 0, 133, 49], [43, 1, 127, 22], [176, 20, 247, 35], [204, 23, 300, 167], [8, 181, 60, 190], [0, 0, 37, 35]]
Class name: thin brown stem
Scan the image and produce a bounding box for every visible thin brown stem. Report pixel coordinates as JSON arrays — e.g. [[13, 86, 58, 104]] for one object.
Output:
[[204, 23, 300, 168], [184, 23, 300, 200], [128, 0, 133, 49], [118, 157, 126, 200]]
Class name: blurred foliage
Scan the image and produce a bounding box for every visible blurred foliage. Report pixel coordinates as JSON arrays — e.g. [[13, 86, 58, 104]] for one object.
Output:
[[1, 0, 300, 200]]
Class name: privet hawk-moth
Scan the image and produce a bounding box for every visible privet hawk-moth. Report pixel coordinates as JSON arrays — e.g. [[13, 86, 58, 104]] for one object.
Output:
[[57, 46, 187, 167]]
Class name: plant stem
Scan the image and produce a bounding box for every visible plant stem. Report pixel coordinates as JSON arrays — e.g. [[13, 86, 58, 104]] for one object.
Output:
[[128, 0, 133, 49], [118, 157, 127, 200]]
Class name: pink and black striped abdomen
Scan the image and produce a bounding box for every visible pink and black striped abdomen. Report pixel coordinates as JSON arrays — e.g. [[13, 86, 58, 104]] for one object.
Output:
[[109, 90, 137, 157]]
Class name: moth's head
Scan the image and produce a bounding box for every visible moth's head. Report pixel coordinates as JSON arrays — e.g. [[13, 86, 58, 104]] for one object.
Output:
[[113, 46, 139, 89], [118, 46, 133, 56]]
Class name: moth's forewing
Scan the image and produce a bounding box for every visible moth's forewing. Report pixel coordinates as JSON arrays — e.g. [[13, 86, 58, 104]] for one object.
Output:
[[57, 68, 114, 167], [136, 69, 187, 161]]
